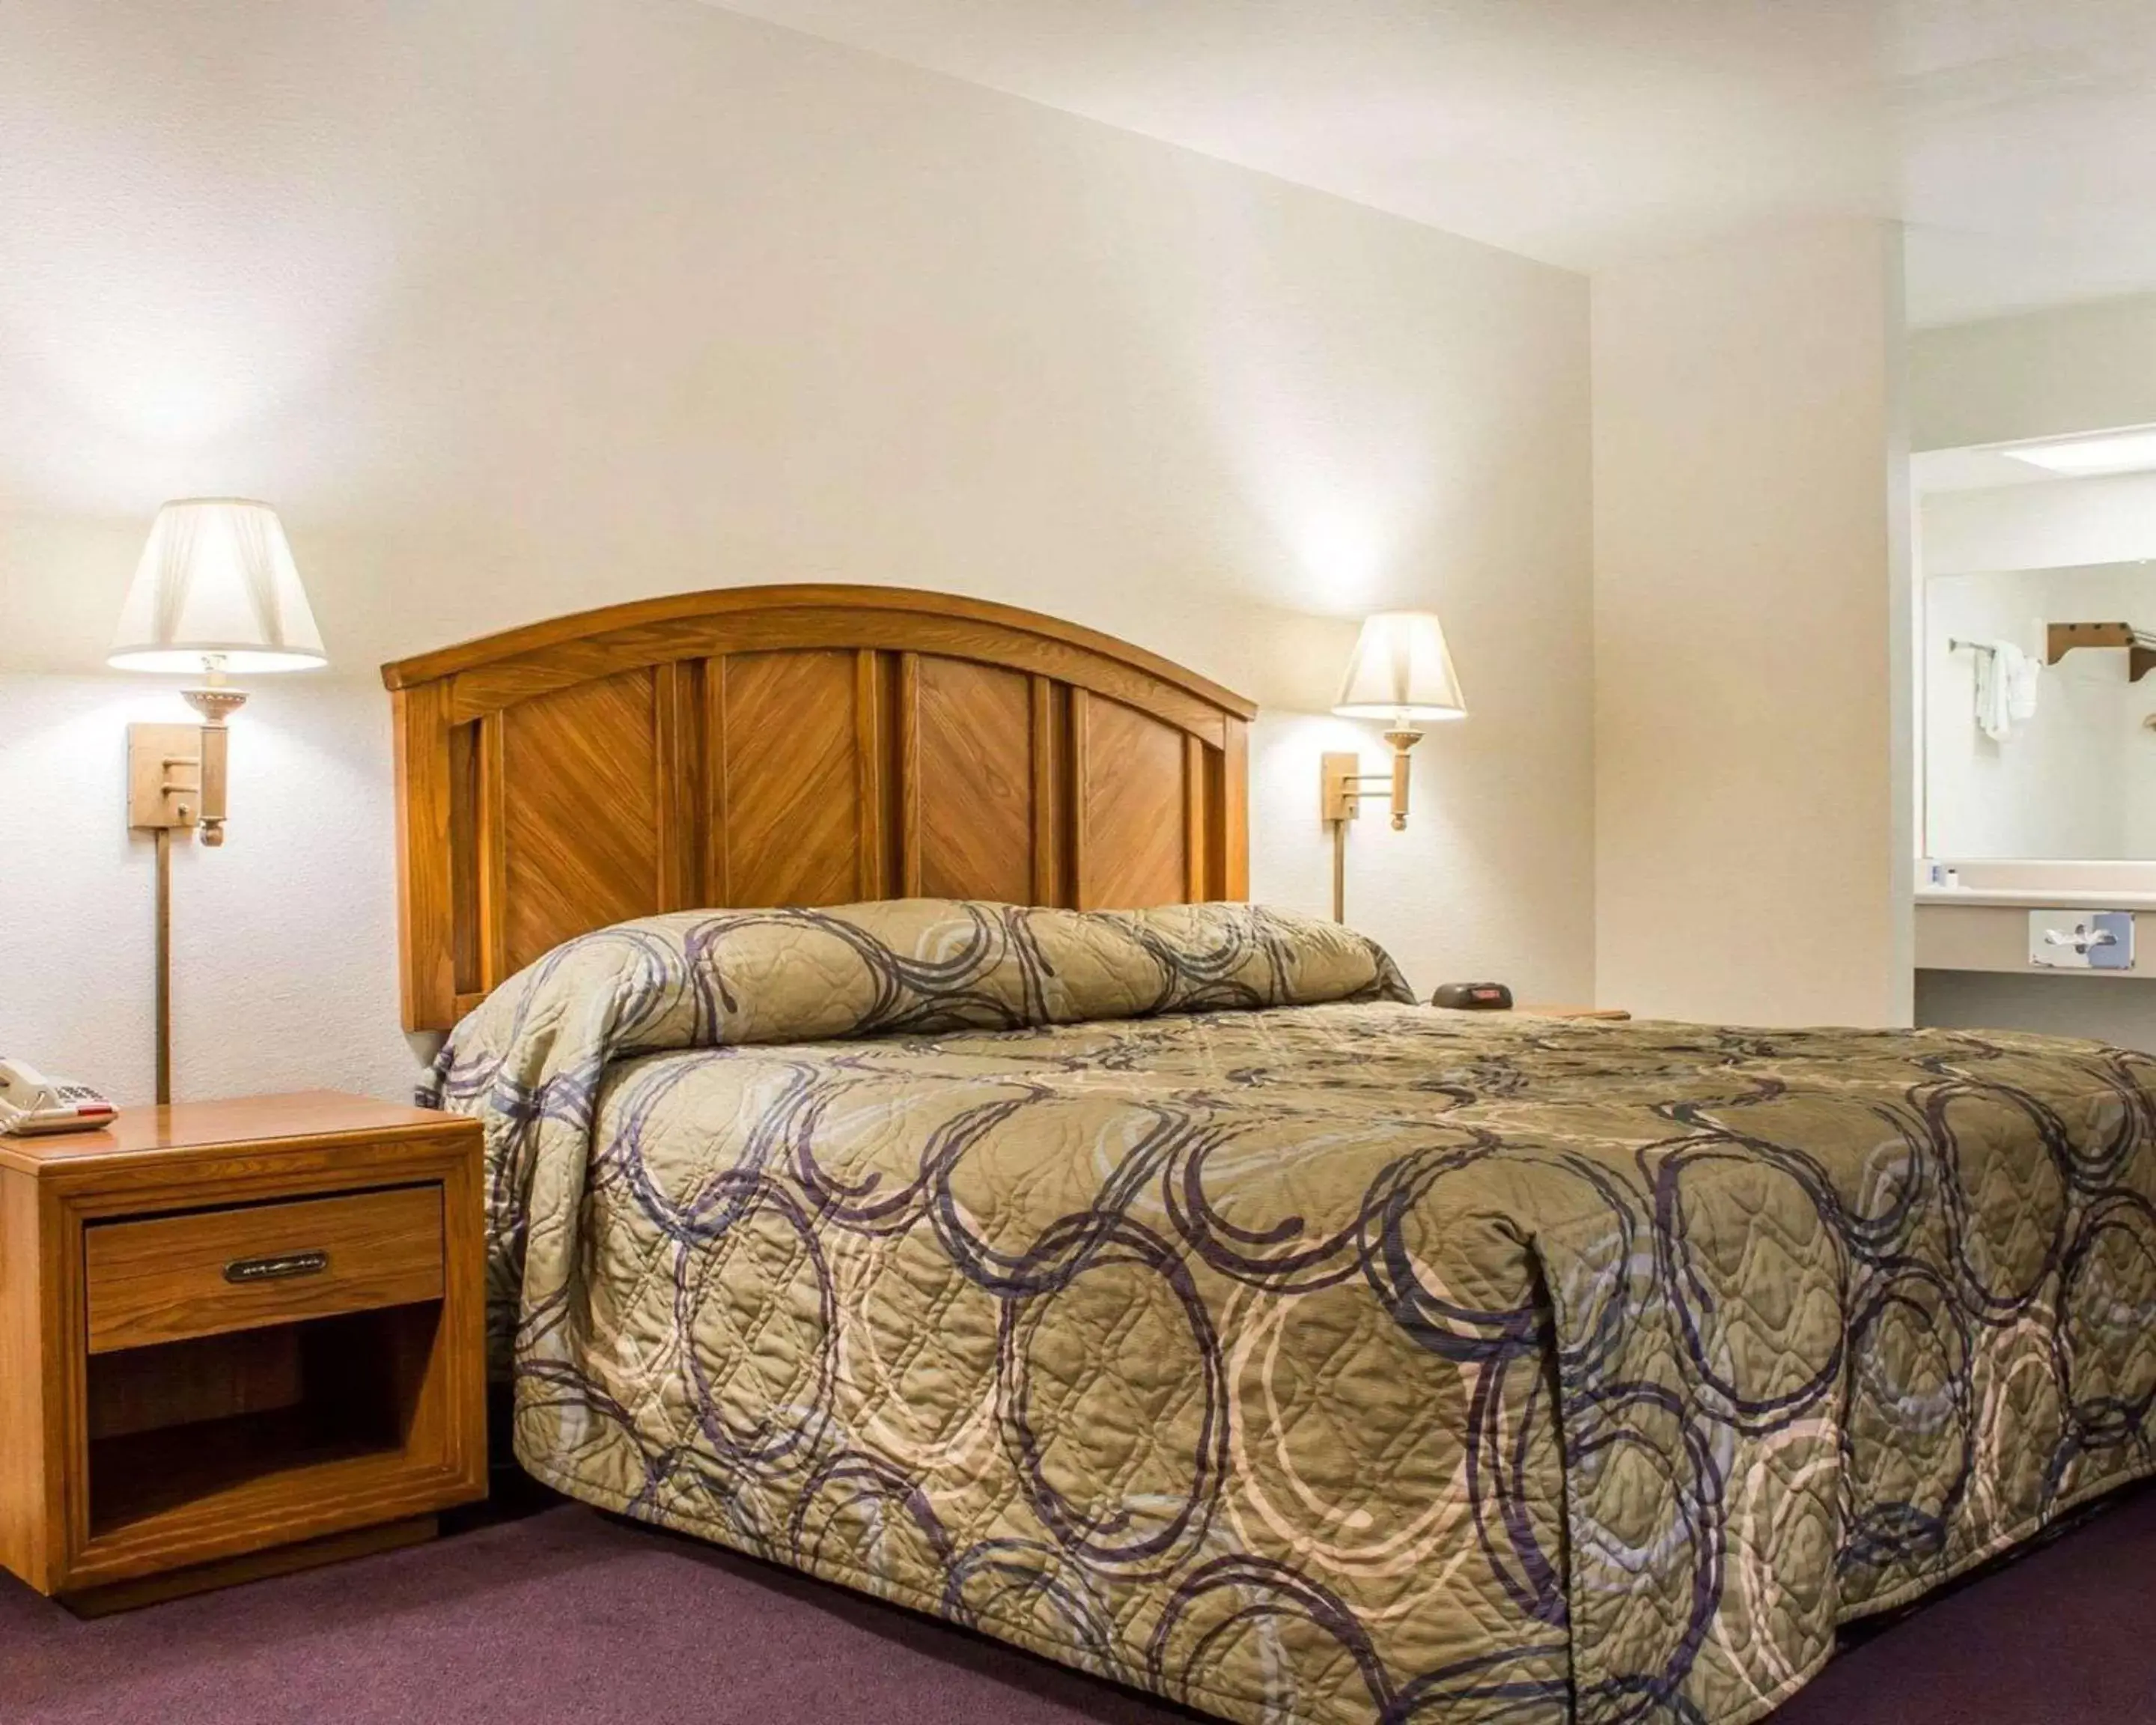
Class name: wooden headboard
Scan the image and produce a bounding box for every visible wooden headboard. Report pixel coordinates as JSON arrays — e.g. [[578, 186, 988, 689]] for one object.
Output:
[[381, 585, 1255, 1031]]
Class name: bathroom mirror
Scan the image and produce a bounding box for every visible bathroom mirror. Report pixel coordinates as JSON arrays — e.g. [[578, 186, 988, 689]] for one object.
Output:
[[1924, 560, 2156, 860]]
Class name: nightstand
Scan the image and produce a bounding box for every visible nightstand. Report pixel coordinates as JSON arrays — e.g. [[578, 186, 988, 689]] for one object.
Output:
[[1512, 1006, 1632, 1020], [0, 1091, 487, 1614]]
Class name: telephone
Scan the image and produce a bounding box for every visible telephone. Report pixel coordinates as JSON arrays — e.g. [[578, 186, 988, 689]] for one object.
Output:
[[0, 1058, 118, 1136]]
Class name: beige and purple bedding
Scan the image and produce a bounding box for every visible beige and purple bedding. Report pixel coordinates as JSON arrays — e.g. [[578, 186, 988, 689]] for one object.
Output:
[[425, 900, 2156, 1725]]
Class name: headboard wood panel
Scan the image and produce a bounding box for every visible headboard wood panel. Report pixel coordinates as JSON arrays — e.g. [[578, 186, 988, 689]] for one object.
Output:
[[383, 585, 1255, 1031]]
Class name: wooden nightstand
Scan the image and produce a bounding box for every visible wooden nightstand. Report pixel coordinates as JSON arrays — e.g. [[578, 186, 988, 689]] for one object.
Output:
[[1512, 1006, 1632, 1020], [0, 1091, 487, 1613]]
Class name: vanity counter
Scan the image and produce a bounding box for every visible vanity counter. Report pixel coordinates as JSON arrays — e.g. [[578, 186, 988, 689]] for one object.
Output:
[[1917, 886, 2156, 911], [1918, 895, 2156, 976]]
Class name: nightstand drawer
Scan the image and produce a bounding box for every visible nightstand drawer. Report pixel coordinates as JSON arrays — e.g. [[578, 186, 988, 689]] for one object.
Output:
[[85, 1184, 445, 1354]]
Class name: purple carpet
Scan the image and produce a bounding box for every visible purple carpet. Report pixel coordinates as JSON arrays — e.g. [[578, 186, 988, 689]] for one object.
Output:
[[4, 1485, 2154, 1724]]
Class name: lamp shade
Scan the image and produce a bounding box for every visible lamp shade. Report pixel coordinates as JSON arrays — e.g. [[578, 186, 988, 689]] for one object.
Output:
[[1332, 609, 1466, 720], [108, 499, 326, 672]]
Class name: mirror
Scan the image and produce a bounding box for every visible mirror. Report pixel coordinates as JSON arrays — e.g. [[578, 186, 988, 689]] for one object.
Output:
[[1924, 561, 2156, 860]]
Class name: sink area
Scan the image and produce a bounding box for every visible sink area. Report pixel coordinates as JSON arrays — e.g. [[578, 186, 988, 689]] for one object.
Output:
[[1917, 859, 2156, 909]]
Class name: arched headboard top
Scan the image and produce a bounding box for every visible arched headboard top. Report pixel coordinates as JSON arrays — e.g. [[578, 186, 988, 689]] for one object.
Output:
[[383, 584, 1255, 1031], [382, 584, 1256, 729]]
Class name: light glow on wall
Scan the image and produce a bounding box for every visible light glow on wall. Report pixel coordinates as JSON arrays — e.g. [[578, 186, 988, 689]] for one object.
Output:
[[0, 5, 397, 514]]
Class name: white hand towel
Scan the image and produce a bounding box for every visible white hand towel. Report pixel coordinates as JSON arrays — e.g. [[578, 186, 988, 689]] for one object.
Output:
[[1974, 643, 2010, 740], [2002, 642, 2041, 722], [1973, 640, 2040, 740]]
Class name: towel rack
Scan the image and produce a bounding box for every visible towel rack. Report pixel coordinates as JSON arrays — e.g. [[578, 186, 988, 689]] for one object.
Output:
[[2046, 621, 2156, 683]]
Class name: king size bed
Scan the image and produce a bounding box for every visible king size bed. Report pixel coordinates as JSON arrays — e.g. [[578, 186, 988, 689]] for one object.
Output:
[[384, 587, 2156, 1725]]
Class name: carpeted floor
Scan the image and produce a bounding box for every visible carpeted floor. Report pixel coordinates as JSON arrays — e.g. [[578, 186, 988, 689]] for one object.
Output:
[[4, 1483, 2154, 1724]]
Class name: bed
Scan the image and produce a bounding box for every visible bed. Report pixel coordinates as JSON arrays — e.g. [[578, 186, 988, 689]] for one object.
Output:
[[384, 588, 2156, 1725]]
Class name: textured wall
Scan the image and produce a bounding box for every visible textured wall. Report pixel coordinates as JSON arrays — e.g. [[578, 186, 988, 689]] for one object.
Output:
[[1592, 219, 1913, 1026], [0, 0, 1592, 1104]]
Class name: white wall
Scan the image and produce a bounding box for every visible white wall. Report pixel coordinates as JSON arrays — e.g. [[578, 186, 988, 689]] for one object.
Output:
[[0, 0, 1593, 1104], [1921, 475, 2156, 577], [1911, 293, 2156, 453], [1592, 219, 1912, 1026], [1922, 565, 2156, 860]]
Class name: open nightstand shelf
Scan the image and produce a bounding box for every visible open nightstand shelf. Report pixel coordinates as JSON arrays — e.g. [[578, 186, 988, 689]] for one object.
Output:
[[85, 1303, 438, 1539], [0, 1092, 487, 1614]]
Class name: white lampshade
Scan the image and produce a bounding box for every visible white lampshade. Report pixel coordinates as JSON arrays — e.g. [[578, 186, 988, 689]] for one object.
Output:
[[1332, 610, 1466, 720], [108, 499, 327, 673]]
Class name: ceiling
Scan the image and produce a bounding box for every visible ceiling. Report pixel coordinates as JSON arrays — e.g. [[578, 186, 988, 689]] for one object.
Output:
[[707, 0, 2156, 328]]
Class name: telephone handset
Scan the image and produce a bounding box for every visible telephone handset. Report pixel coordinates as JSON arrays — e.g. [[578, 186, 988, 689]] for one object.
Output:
[[0, 1058, 118, 1136]]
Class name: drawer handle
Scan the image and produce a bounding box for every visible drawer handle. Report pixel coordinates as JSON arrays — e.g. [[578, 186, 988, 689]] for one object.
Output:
[[223, 1249, 331, 1285]]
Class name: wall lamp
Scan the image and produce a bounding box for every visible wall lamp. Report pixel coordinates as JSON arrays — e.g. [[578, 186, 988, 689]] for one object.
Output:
[[109, 499, 327, 1102], [1321, 609, 1466, 922]]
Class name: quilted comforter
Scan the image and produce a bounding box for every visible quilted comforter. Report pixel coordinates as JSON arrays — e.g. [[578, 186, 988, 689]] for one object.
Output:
[[425, 900, 2156, 1725]]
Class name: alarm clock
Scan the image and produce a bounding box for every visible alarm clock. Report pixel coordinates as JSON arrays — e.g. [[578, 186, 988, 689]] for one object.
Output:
[[1431, 982, 1514, 1011]]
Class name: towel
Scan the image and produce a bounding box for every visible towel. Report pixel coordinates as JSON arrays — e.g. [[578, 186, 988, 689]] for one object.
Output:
[[1974, 639, 2041, 740], [2005, 642, 2041, 721]]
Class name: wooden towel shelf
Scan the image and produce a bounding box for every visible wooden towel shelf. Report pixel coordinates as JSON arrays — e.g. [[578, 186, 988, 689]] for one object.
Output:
[[2045, 621, 2156, 683]]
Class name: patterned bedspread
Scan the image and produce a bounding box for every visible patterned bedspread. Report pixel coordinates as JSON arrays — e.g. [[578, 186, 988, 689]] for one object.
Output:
[[425, 901, 2156, 1725]]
